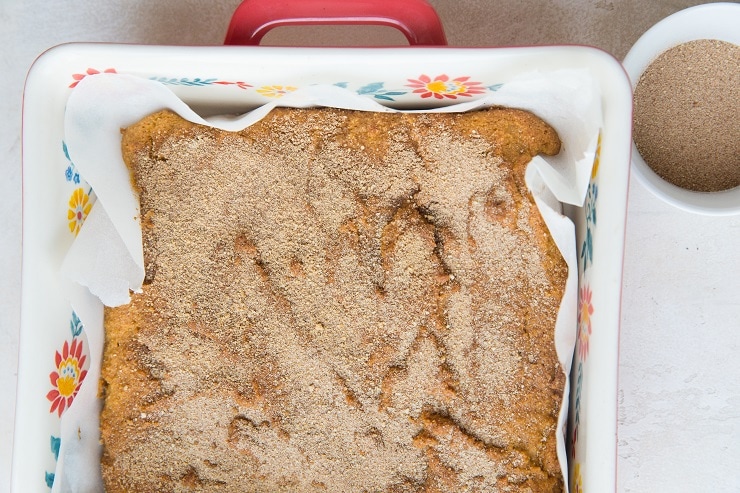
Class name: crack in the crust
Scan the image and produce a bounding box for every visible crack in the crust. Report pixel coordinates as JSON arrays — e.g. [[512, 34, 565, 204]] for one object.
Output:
[[333, 369, 362, 409], [378, 364, 405, 412], [349, 189, 396, 295], [233, 233, 283, 306], [414, 406, 503, 452], [466, 195, 479, 254], [377, 322, 459, 413], [411, 406, 559, 488], [232, 230, 330, 371], [178, 465, 228, 488], [137, 142, 171, 285], [410, 406, 497, 490], [415, 200, 463, 406], [414, 407, 549, 475], [375, 190, 463, 415], [394, 192, 462, 324]]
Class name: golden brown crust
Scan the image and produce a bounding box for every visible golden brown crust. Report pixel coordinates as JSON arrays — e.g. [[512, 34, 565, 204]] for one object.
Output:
[[102, 107, 566, 492]]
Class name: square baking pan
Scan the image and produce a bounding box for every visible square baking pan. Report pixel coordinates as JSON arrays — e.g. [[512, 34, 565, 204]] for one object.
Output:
[[14, 2, 631, 491]]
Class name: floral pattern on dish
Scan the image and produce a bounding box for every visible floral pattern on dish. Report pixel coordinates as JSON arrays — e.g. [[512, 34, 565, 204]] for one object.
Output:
[[354, 82, 409, 101], [406, 74, 486, 99], [150, 76, 252, 90], [63, 141, 80, 185], [46, 337, 88, 417], [591, 133, 602, 179], [70, 68, 505, 104], [580, 135, 600, 272], [67, 187, 93, 236], [256, 85, 298, 98], [577, 284, 594, 360], [70, 68, 117, 88], [571, 361, 583, 458], [45, 435, 61, 488], [571, 132, 601, 469], [572, 462, 584, 493]]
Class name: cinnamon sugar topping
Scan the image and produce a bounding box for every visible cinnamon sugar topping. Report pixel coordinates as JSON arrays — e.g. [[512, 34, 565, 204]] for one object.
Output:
[[101, 107, 566, 492]]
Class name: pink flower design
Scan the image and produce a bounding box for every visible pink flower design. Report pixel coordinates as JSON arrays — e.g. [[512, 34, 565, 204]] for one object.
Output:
[[406, 74, 485, 99], [577, 285, 594, 360], [46, 338, 88, 417], [213, 81, 253, 90], [572, 425, 578, 458], [70, 68, 117, 88]]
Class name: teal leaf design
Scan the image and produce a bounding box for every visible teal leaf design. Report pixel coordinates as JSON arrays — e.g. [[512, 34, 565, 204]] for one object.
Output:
[[45, 471, 55, 488], [580, 180, 598, 272], [334, 82, 349, 88], [487, 83, 504, 91], [586, 182, 598, 226], [185, 77, 218, 86], [51, 435, 61, 460], [571, 361, 583, 457], [580, 229, 593, 272], [63, 141, 81, 184], [150, 77, 219, 87], [70, 311, 84, 338], [357, 82, 385, 95], [355, 82, 408, 102]]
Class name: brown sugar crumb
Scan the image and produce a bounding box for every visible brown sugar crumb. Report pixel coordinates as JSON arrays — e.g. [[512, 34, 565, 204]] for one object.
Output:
[[633, 39, 740, 192], [101, 107, 566, 492]]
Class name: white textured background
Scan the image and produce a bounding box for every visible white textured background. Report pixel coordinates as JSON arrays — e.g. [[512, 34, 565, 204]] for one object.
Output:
[[2, 1, 738, 492]]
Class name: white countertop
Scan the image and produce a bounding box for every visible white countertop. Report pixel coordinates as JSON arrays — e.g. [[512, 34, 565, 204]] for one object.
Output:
[[2, 1, 738, 491]]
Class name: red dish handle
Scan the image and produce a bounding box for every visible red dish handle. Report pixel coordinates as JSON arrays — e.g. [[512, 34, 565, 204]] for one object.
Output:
[[224, 0, 447, 46]]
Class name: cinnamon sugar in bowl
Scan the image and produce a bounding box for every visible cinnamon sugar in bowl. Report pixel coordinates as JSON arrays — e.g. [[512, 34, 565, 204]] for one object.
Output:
[[623, 2, 740, 215]]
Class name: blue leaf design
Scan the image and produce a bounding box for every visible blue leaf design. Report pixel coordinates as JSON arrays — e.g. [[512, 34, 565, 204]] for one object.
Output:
[[374, 95, 395, 101], [150, 77, 221, 87], [45, 471, 55, 488], [63, 140, 83, 184], [382, 91, 407, 96], [182, 78, 217, 86], [151, 77, 177, 85], [51, 435, 61, 460], [580, 229, 593, 272], [590, 183, 598, 225], [70, 311, 84, 338], [334, 82, 349, 88], [357, 82, 385, 95], [488, 83, 504, 91]]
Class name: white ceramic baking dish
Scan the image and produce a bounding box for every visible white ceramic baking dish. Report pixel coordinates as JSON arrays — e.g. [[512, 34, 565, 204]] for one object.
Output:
[[15, 4, 631, 491]]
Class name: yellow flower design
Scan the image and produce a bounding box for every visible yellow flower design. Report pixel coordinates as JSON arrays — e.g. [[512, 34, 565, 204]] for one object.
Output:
[[256, 85, 297, 98], [67, 187, 92, 236], [573, 462, 584, 493], [591, 132, 602, 179]]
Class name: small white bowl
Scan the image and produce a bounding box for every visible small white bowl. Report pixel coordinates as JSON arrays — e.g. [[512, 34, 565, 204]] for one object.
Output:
[[623, 2, 740, 215]]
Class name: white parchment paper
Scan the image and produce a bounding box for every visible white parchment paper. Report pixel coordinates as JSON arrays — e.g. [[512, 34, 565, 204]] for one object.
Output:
[[56, 71, 599, 492]]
